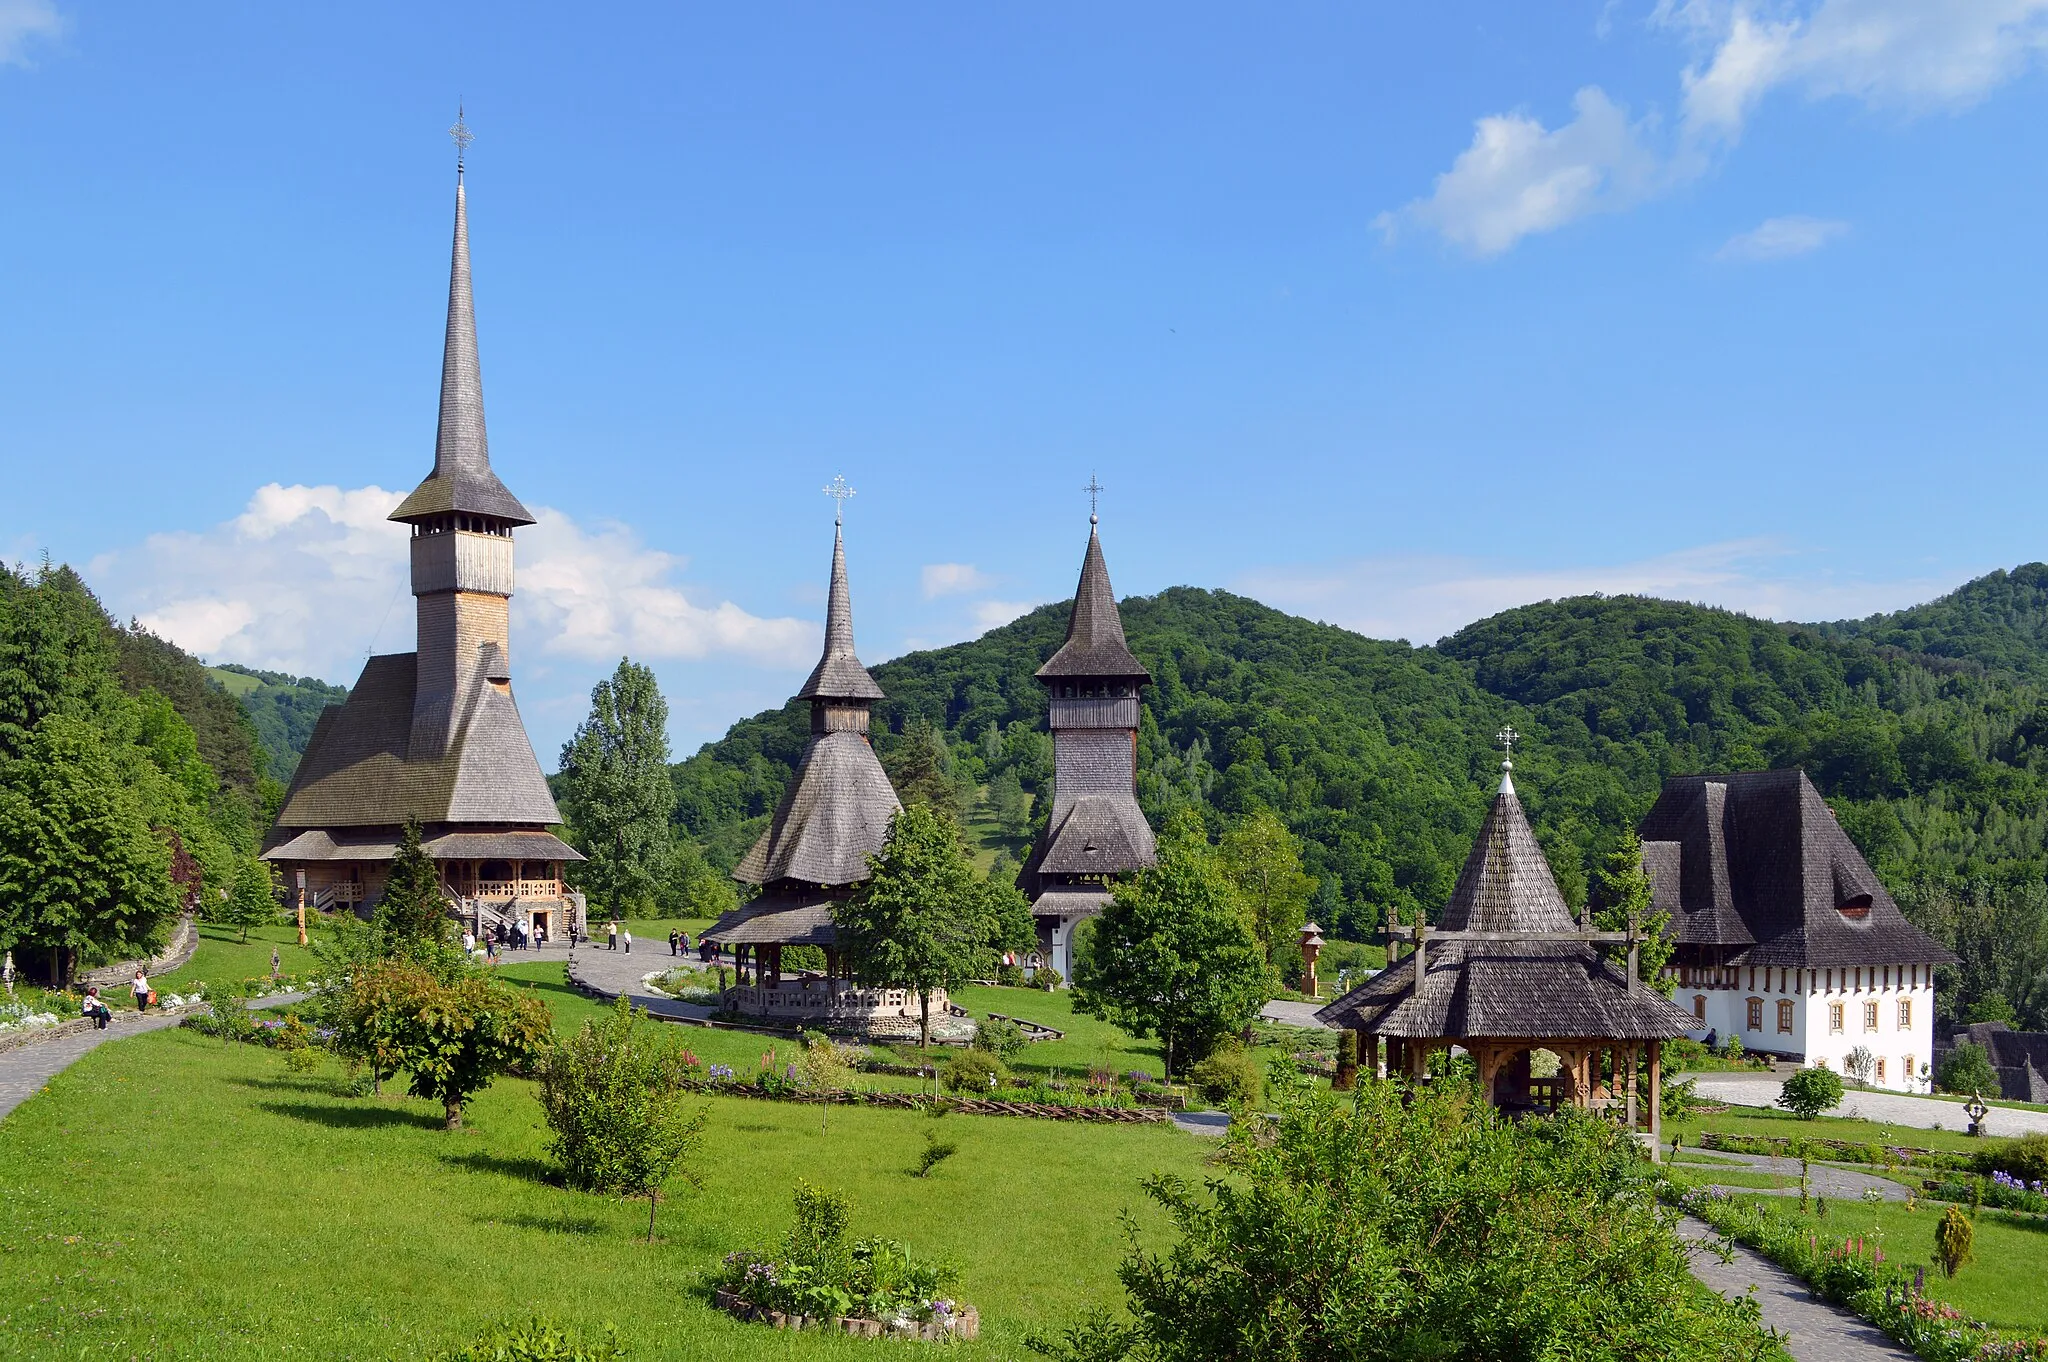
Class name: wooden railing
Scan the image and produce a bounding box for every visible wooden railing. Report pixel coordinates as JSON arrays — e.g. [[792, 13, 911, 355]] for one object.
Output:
[[471, 880, 562, 899]]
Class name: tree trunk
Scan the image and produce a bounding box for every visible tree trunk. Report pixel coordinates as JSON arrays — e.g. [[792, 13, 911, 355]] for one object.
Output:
[[647, 1191, 659, 1243], [444, 1097, 463, 1130], [919, 990, 931, 1049]]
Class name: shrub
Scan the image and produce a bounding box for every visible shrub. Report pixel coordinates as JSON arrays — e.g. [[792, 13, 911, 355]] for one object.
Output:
[[996, 963, 1025, 987], [283, 1044, 323, 1075], [940, 1049, 1007, 1094], [1843, 1046, 1875, 1084], [1935, 1205, 1974, 1278], [205, 990, 251, 1046], [913, 1129, 959, 1178], [1937, 1041, 1999, 1097], [1778, 1065, 1845, 1120], [717, 1182, 963, 1326], [432, 1317, 625, 1361], [1028, 1079, 1773, 1360], [1189, 1047, 1264, 1111], [536, 998, 708, 1241], [972, 1016, 1027, 1060], [1033, 965, 1063, 991], [1979, 1131, 2048, 1185]]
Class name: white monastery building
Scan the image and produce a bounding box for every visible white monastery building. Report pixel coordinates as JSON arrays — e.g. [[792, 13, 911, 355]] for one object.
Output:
[[1639, 769, 1953, 1092]]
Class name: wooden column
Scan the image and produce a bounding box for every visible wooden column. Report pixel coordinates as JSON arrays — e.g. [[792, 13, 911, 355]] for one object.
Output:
[[1476, 1043, 1501, 1108], [1366, 1033, 1382, 1080], [1647, 1040, 1663, 1145], [1625, 1044, 1639, 1129]]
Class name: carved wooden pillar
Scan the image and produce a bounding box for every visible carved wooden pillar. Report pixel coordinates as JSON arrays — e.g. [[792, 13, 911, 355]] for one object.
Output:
[[1625, 1044, 1640, 1129], [1648, 1040, 1663, 1146], [1366, 1033, 1382, 1080]]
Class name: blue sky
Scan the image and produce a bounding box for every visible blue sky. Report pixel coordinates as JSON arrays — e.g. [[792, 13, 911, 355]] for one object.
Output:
[[5, 2, 2048, 760]]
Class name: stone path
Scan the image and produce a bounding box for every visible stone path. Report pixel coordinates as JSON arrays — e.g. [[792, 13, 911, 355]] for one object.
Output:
[[1686, 1072, 2048, 1136], [0, 991, 308, 1123], [561, 942, 718, 1023], [1259, 999, 1335, 1030], [1675, 1148, 1914, 1202], [1676, 1217, 1916, 1361]]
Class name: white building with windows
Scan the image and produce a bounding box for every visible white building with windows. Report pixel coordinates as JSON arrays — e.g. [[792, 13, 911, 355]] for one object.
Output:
[[1640, 770, 1952, 1093]]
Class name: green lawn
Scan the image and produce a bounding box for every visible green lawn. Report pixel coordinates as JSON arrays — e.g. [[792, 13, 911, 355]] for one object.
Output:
[[147, 920, 333, 1000], [0, 1025, 1205, 1360], [1724, 1193, 2048, 1335], [1671, 1103, 1999, 1157], [951, 985, 1166, 1079], [1663, 1167, 1802, 1191]]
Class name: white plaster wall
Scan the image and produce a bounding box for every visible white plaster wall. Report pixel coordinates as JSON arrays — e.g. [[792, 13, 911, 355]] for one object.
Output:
[[1675, 965, 1936, 1092]]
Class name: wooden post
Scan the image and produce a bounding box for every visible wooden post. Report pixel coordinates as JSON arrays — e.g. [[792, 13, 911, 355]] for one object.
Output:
[[1647, 1040, 1662, 1147], [1413, 922, 1428, 995], [1625, 1044, 1639, 1129], [1366, 1033, 1382, 1080]]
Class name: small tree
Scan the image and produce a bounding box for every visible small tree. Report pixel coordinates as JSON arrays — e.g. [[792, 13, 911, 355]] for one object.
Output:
[[1935, 1204, 1974, 1278], [1937, 1041, 1998, 1097], [1777, 1065, 1845, 1120], [1593, 832, 1675, 994], [1217, 810, 1314, 967], [1074, 811, 1271, 1077], [1843, 1045, 1876, 1084], [328, 960, 440, 1096], [394, 972, 553, 1129], [990, 767, 1030, 838], [839, 805, 991, 1047], [208, 855, 278, 943], [535, 996, 708, 1240]]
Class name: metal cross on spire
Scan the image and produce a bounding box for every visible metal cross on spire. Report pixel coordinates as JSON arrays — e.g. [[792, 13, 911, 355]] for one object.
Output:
[[1084, 473, 1104, 525], [1497, 724, 1519, 766], [449, 104, 475, 174], [823, 474, 856, 526]]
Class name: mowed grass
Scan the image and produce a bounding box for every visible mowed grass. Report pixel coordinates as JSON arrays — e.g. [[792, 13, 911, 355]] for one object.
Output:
[[951, 985, 1165, 1079], [0, 1026, 1207, 1360], [145, 920, 333, 999], [1670, 1103, 2001, 1157], [1725, 1193, 2048, 1335]]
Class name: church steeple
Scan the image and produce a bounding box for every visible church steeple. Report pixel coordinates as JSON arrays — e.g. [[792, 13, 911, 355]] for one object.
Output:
[[389, 147, 533, 528], [797, 490, 885, 707]]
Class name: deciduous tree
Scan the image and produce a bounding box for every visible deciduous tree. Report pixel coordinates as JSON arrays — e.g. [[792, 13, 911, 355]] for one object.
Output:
[[1216, 810, 1314, 966], [559, 658, 676, 917], [840, 804, 990, 1047]]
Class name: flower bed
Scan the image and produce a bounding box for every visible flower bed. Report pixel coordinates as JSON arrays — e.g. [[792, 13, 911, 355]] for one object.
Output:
[[1699, 1131, 1975, 1172], [711, 1287, 978, 1341], [673, 1075, 1169, 1122], [1670, 1185, 2048, 1361], [1924, 1174, 2048, 1217]]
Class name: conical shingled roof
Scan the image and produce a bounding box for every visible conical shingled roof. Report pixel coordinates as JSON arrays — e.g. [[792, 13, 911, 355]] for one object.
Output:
[[1036, 524, 1149, 681], [1438, 770, 1577, 934], [390, 175, 535, 527], [797, 523, 885, 702]]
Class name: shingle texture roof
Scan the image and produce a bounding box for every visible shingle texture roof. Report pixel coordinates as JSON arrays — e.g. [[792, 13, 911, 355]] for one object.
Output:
[[270, 652, 561, 831], [797, 524, 885, 702], [389, 178, 534, 527], [1034, 793, 1157, 877], [1315, 778, 1693, 1043], [261, 828, 583, 863], [732, 731, 901, 887], [1637, 769, 1954, 969], [1036, 525, 1149, 681], [1938, 1022, 2048, 1104], [704, 888, 843, 946]]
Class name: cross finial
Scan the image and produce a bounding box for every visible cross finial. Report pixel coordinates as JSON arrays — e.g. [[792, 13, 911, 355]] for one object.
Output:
[[1497, 723, 1519, 767], [823, 474, 856, 526], [449, 104, 474, 176], [1083, 473, 1104, 526]]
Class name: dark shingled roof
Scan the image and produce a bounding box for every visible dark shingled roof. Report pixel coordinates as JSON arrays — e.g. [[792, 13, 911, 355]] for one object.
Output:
[[731, 732, 901, 886], [1638, 769, 1955, 969], [269, 652, 561, 831], [389, 176, 534, 527], [797, 523, 885, 702], [1036, 524, 1149, 681], [703, 888, 842, 947], [1034, 794, 1157, 877], [261, 828, 584, 863], [1316, 773, 1693, 1042]]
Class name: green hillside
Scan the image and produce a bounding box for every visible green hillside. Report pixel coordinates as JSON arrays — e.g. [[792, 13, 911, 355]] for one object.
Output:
[[206, 663, 348, 784], [672, 567, 2048, 1026]]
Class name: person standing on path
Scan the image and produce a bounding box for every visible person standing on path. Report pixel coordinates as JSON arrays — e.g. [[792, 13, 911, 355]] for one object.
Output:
[[607, 921, 618, 951], [622, 929, 632, 954], [270, 947, 281, 980], [131, 969, 150, 1013], [668, 930, 678, 957]]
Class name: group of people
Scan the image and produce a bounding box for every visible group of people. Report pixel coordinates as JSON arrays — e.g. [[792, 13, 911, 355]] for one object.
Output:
[[666, 928, 693, 956], [79, 968, 156, 1030], [603, 921, 634, 953], [462, 918, 547, 961]]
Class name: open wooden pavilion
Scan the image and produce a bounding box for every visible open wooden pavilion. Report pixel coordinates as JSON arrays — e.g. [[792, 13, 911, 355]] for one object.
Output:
[[1315, 747, 1695, 1147]]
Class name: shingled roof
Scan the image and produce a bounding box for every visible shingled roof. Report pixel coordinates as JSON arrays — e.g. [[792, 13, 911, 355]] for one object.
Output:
[[1036, 522, 1149, 681], [1316, 768, 1693, 1042], [268, 652, 561, 832], [1638, 769, 1954, 968], [796, 522, 885, 702], [389, 173, 533, 527], [703, 887, 842, 947], [734, 518, 901, 891]]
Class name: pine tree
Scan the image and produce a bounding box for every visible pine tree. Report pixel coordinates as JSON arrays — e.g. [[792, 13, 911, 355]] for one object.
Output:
[[1594, 831, 1674, 994], [375, 820, 450, 953], [558, 659, 675, 917]]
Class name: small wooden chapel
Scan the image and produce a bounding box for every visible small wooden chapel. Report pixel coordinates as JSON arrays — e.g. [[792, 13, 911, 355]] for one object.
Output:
[[1316, 734, 1695, 1145]]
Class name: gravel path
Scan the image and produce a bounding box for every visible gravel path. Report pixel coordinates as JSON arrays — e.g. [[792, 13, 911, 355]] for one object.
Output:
[[0, 991, 309, 1123], [1686, 1073, 2048, 1136], [1674, 1148, 1915, 1201], [561, 942, 718, 1023], [1259, 1000, 1335, 1030]]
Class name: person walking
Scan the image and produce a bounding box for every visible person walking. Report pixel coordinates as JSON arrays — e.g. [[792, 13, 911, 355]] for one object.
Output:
[[622, 929, 633, 955], [462, 929, 475, 955], [131, 968, 151, 1013], [678, 928, 691, 955]]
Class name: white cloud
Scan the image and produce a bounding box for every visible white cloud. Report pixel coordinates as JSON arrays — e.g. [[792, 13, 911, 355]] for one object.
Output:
[[1234, 539, 1953, 646], [1716, 213, 1850, 259], [1680, 0, 2048, 142], [90, 483, 815, 683], [0, 0, 62, 67], [920, 562, 993, 598], [1376, 87, 1662, 257], [1389, 1, 2048, 255], [970, 599, 1039, 633]]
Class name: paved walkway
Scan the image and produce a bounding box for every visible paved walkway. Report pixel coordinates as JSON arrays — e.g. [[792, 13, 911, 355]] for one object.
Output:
[[561, 942, 718, 1023], [1687, 1072, 2048, 1136], [1260, 999, 1335, 1030], [0, 992, 308, 1122], [1677, 1217, 1916, 1361], [1675, 1148, 1914, 1202]]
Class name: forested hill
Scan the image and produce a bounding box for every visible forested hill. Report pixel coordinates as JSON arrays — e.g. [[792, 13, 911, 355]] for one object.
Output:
[[673, 568, 2048, 970], [207, 664, 349, 784]]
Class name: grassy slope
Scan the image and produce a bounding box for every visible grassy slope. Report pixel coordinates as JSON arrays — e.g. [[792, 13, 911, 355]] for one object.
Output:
[[0, 1028, 1204, 1360], [1671, 1104, 2009, 1156], [151, 921, 330, 997]]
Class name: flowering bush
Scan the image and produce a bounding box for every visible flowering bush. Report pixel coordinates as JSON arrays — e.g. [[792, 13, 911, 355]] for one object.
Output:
[[1929, 1175, 2048, 1216], [714, 1181, 964, 1328], [0, 1000, 60, 1032]]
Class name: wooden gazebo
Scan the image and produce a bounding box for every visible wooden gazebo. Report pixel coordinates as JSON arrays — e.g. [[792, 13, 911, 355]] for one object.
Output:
[[1316, 751, 1694, 1148]]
